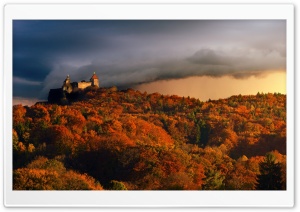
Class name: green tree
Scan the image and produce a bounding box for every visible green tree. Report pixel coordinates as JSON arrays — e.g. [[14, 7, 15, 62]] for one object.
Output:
[[256, 153, 285, 190], [108, 180, 127, 190], [203, 169, 225, 190]]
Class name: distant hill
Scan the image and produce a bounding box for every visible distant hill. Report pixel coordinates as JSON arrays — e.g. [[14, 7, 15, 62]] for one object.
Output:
[[12, 87, 286, 190]]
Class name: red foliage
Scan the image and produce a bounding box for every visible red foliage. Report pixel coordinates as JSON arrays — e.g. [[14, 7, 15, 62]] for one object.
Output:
[[12, 90, 286, 190]]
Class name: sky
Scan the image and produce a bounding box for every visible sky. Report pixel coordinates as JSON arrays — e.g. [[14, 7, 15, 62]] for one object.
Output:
[[13, 20, 286, 105]]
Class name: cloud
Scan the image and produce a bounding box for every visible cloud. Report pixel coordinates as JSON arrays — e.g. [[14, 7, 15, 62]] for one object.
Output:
[[186, 48, 286, 78], [13, 77, 42, 85], [13, 56, 53, 82], [187, 49, 233, 65], [13, 83, 43, 99], [38, 46, 285, 100]]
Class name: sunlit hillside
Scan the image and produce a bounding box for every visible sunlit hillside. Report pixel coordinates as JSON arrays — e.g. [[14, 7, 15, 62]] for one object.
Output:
[[13, 87, 286, 190]]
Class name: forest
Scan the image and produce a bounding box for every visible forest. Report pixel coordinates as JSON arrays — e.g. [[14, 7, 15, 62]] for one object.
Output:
[[13, 86, 286, 190]]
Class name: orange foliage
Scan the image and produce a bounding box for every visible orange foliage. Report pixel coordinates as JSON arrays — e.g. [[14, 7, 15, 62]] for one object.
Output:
[[14, 157, 103, 190], [12, 90, 286, 190], [13, 104, 27, 123]]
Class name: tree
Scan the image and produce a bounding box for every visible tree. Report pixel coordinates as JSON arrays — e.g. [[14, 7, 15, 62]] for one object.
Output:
[[256, 152, 285, 190], [45, 125, 74, 156], [203, 169, 225, 190], [13, 157, 103, 190], [225, 162, 257, 190], [108, 180, 127, 190]]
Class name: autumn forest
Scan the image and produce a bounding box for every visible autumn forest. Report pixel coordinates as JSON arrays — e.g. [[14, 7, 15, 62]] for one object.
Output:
[[13, 86, 286, 190]]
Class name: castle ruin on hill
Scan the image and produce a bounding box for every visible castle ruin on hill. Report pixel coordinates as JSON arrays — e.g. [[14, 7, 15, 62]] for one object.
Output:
[[48, 72, 99, 104]]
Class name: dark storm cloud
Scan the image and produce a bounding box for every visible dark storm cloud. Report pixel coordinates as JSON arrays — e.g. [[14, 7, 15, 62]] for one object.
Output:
[[186, 48, 285, 78], [13, 83, 43, 99], [187, 49, 233, 65], [13, 56, 52, 81], [13, 21, 114, 81], [13, 20, 286, 100]]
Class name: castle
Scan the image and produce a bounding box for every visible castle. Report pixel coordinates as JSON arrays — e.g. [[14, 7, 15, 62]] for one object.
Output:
[[48, 72, 99, 104], [62, 72, 99, 93]]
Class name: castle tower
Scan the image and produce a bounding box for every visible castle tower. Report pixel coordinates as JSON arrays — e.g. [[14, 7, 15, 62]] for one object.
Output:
[[90, 72, 99, 87], [64, 75, 71, 84], [62, 75, 73, 93]]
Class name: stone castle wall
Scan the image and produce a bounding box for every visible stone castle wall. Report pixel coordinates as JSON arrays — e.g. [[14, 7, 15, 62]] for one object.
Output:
[[78, 81, 92, 89]]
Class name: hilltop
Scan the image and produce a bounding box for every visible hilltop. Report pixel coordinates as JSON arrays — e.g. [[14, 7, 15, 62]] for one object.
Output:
[[13, 87, 286, 190]]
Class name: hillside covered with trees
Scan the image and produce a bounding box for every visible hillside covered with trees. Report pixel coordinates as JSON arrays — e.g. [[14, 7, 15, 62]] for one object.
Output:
[[13, 87, 286, 190]]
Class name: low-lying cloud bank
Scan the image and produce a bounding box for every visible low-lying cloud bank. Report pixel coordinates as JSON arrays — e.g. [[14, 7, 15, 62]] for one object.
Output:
[[40, 46, 285, 99]]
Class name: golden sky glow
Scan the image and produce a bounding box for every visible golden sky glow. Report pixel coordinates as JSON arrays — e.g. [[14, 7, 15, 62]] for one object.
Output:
[[135, 71, 286, 101]]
